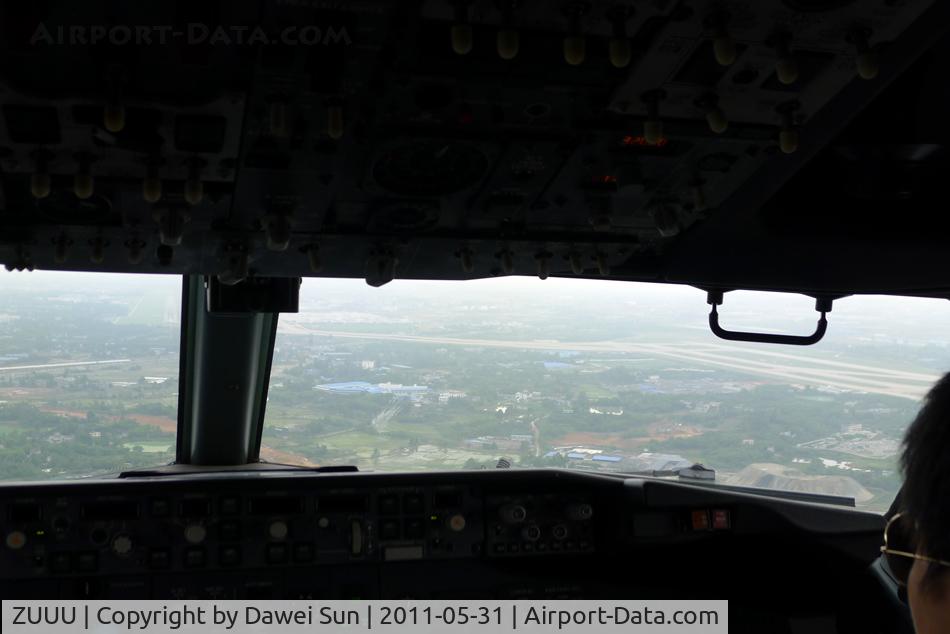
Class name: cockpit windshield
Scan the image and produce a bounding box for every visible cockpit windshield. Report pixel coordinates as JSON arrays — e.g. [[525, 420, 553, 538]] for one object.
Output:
[[262, 278, 950, 512], [0, 272, 180, 481]]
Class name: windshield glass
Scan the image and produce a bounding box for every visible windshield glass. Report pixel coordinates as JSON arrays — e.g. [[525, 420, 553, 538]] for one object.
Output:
[[0, 271, 180, 481], [262, 278, 950, 512]]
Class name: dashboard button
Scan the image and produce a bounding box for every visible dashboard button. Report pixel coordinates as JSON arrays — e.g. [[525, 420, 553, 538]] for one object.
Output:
[[49, 552, 71, 573], [293, 543, 315, 563], [219, 545, 241, 566], [218, 521, 241, 541], [149, 498, 170, 517], [76, 552, 98, 572], [380, 519, 400, 540], [404, 518, 425, 540], [184, 547, 206, 568], [403, 493, 424, 514], [267, 543, 288, 564], [220, 497, 241, 515], [149, 549, 170, 569], [378, 494, 399, 515]]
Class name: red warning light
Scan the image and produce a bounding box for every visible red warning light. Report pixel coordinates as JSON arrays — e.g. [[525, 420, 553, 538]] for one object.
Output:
[[591, 175, 618, 186], [621, 134, 668, 148], [691, 510, 710, 531]]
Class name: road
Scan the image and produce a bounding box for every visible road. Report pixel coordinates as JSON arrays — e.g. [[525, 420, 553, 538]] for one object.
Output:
[[279, 326, 935, 401], [0, 359, 132, 372]]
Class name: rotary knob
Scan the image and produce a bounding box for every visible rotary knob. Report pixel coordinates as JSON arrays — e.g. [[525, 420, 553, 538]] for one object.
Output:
[[184, 524, 206, 545], [112, 534, 133, 556]]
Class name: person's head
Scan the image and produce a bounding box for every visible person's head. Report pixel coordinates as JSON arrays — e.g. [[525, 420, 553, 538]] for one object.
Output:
[[898, 372, 950, 633]]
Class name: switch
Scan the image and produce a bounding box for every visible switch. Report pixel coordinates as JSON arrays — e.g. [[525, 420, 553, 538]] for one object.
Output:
[[267, 543, 288, 564], [293, 543, 315, 563], [350, 521, 363, 556], [379, 494, 399, 514], [219, 545, 241, 566], [380, 519, 400, 541], [403, 493, 424, 514], [184, 547, 206, 568], [148, 549, 170, 569], [404, 518, 425, 540], [76, 552, 98, 572], [220, 497, 240, 515], [218, 521, 241, 542], [712, 509, 731, 530], [691, 510, 710, 531], [50, 552, 71, 573]]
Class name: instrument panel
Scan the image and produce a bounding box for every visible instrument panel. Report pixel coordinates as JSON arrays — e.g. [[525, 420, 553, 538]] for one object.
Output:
[[0, 469, 884, 600]]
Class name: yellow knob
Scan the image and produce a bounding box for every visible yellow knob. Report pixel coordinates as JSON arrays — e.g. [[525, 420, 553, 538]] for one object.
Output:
[[104, 102, 125, 133], [564, 35, 586, 66], [706, 106, 728, 134], [31, 172, 51, 199], [714, 34, 737, 66], [609, 38, 632, 68], [451, 24, 473, 55], [644, 119, 664, 146], [143, 176, 162, 203], [184, 178, 203, 205], [497, 28, 519, 60], [776, 57, 799, 85], [857, 50, 879, 80], [327, 105, 344, 140], [74, 172, 94, 199], [779, 128, 799, 154]]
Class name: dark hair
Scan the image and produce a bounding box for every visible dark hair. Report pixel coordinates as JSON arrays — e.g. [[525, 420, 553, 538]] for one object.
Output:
[[901, 372, 950, 589]]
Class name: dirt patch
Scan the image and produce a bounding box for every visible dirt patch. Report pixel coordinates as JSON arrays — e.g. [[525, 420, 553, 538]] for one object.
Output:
[[552, 425, 703, 452], [124, 414, 177, 433], [260, 446, 317, 467]]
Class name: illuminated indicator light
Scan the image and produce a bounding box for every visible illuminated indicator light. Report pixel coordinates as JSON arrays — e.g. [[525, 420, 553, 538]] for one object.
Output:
[[430, 515, 439, 521], [451, 24, 473, 55], [592, 175, 618, 185], [712, 509, 731, 530], [458, 104, 475, 126], [568, 252, 584, 275], [449, 514, 466, 532], [706, 106, 728, 134], [35, 530, 45, 536], [621, 135, 668, 148], [691, 510, 710, 531], [609, 38, 632, 69], [595, 252, 610, 276]]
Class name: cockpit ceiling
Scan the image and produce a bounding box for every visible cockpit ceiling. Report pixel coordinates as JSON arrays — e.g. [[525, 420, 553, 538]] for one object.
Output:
[[0, 0, 948, 297]]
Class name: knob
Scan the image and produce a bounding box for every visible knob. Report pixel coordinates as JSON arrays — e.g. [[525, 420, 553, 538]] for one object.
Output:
[[5, 531, 26, 550], [143, 174, 162, 203], [184, 524, 206, 545], [74, 171, 94, 200], [521, 525, 541, 541], [448, 514, 467, 532], [269, 520, 288, 540], [497, 28, 519, 60], [104, 101, 125, 133], [609, 38, 632, 69], [566, 503, 593, 521], [499, 504, 527, 524], [31, 171, 51, 199], [564, 34, 586, 66], [552, 524, 569, 540], [112, 534, 133, 556]]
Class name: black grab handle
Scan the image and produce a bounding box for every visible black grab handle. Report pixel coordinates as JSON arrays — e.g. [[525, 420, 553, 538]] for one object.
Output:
[[705, 291, 834, 346]]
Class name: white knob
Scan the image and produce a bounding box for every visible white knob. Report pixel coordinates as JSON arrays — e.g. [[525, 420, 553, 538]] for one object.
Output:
[[184, 524, 206, 545], [112, 534, 133, 556], [269, 520, 288, 540]]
